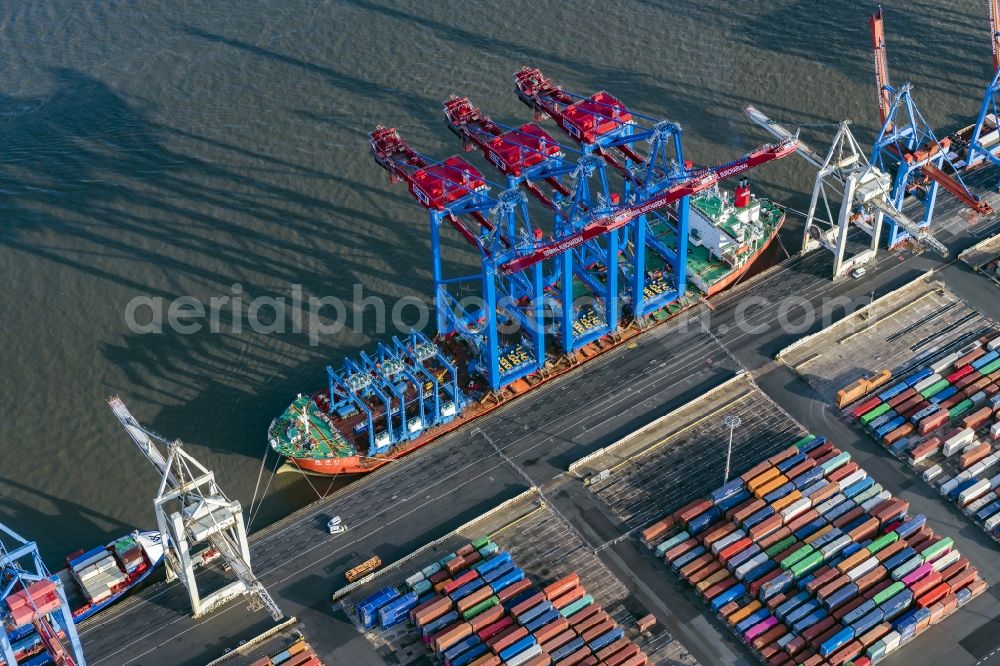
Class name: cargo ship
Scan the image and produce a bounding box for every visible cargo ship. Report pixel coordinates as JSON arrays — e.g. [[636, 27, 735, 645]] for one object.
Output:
[[268, 178, 784, 476], [4, 531, 164, 664]]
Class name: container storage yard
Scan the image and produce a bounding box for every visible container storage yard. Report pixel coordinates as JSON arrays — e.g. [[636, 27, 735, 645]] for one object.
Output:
[[334, 494, 695, 666], [960, 233, 1000, 288], [642, 435, 989, 665]]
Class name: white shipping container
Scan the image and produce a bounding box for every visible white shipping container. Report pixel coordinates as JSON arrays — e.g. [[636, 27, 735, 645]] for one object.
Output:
[[711, 530, 746, 556], [853, 483, 884, 506], [71, 549, 112, 572], [943, 429, 976, 457], [405, 572, 425, 588], [966, 460, 988, 479], [821, 535, 853, 559], [914, 374, 943, 393], [815, 494, 846, 516], [922, 465, 943, 482], [931, 550, 961, 572], [986, 513, 1000, 531], [940, 478, 963, 497], [959, 479, 991, 506], [847, 556, 879, 581], [506, 644, 542, 666], [932, 354, 960, 374], [990, 473, 1000, 490], [861, 491, 893, 513], [966, 492, 997, 515], [780, 498, 812, 522], [837, 470, 867, 492], [884, 630, 901, 652], [989, 337, 1000, 352], [735, 553, 770, 580], [992, 422, 1000, 440]]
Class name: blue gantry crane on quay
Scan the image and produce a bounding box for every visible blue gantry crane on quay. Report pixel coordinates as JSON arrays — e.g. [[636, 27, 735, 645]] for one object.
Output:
[[370, 126, 546, 392], [370, 71, 796, 397], [965, 0, 1000, 170], [1, 522, 85, 666], [512, 67, 692, 324], [868, 8, 991, 248]]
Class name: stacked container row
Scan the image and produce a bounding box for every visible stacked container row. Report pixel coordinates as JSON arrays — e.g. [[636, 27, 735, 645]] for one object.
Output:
[[841, 333, 1000, 543], [641, 433, 990, 666], [353, 536, 649, 666]]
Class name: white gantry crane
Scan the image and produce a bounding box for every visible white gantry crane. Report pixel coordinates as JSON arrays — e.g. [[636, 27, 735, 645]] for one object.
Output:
[[744, 107, 947, 279], [107, 397, 282, 620]]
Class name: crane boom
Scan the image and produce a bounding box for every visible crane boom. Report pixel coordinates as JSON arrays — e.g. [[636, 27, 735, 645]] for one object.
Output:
[[500, 138, 798, 274], [868, 197, 948, 256], [870, 8, 893, 132], [744, 106, 826, 169]]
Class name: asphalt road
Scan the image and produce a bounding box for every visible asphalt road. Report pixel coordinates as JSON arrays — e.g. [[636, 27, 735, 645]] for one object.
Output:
[[79, 206, 1000, 665]]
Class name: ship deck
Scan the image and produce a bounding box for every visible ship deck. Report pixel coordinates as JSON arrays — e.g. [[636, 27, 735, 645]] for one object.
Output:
[[78, 166, 1000, 666]]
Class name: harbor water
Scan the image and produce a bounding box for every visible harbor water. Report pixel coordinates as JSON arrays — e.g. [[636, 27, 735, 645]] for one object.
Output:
[[0, 0, 991, 562]]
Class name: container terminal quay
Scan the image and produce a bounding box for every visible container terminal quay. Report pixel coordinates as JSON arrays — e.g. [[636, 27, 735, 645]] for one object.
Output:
[[74, 206, 1000, 666], [10, 5, 1000, 666]]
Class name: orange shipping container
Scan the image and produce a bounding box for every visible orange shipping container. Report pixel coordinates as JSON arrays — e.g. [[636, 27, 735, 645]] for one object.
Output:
[[543, 573, 579, 601]]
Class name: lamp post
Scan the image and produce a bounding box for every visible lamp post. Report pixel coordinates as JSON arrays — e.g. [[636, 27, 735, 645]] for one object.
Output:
[[722, 415, 742, 485]]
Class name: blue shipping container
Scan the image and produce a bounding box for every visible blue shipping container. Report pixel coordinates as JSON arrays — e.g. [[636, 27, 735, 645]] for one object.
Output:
[[710, 584, 745, 610], [589, 627, 625, 652]]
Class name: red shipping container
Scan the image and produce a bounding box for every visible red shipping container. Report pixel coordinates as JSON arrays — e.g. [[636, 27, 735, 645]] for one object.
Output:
[[740, 461, 773, 483], [750, 568, 783, 597], [851, 397, 883, 419], [827, 462, 860, 484], [477, 616, 514, 641], [833, 596, 867, 622], [443, 569, 479, 595], [888, 387, 918, 407], [786, 510, 821, 534], [800, 616, 836, 645], [674, 499, 713, 523], [567, 603, 601, 628], [883, 423, 914, 445], [817, 574, 851, 602], [488, 626, 528, 653], [915, 582, 950, 609], [918, 410, 948, 435], [558, 647, 593, 666], [731, 499, 766, 523], [580, 619, 616, 644], [962, 407, 994, 431], [758, 526, 793, 550], [663, 539, 698, 563], [768, 446, 800, 466], [750, 514, 784, 541], [828, 640, 862, 666], [874, 539, 907, 563], [510, 593, 545, 618], [940, 558, 970, 582], [497, 578, 532, 602], [641, 517, 675, 544], [752, 626, 789, 651], [959, 441, 991, 469], [858, 622, 890, 648], [805, 567, 838, 594], [679, 553, 715, 579], [718, 538, 753, 565], [832, 506, 864, 529], [861, 579, 894, 602], [785, 459, 818, 481], [806, 442, 834, 460], [550, 585, 585, 610], [783, 635, 806, 657], [573, 610, 609, 634], [701, 522, 738, 548], [531, 617, 568, 644], [543, 573, 579, 600], [688, 561, 722, 586], [540, 629, 576, 654]]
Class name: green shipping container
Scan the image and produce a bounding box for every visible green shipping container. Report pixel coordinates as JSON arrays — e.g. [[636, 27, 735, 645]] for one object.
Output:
[[791, 551, 824, 578], [920, 537, 953, 564], [867, 532, 898, 555], [949, 400, 974, 419], [793, 435, 817, 450], [765, 536, 798, 558], [780, 544, 815, 570], [821, 452, 852, 474], [462, 595, 500, 620], [979, 358, 1000, 376], [919, 379, 951, 399], [559, 594, 594, 618], [860, 403, 891, 424], [471, 536, 490, 550], [873, 581, 905, 606]]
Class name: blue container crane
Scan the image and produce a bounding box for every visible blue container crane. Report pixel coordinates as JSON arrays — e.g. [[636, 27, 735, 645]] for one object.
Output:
[[370, 126, 546, 392]]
